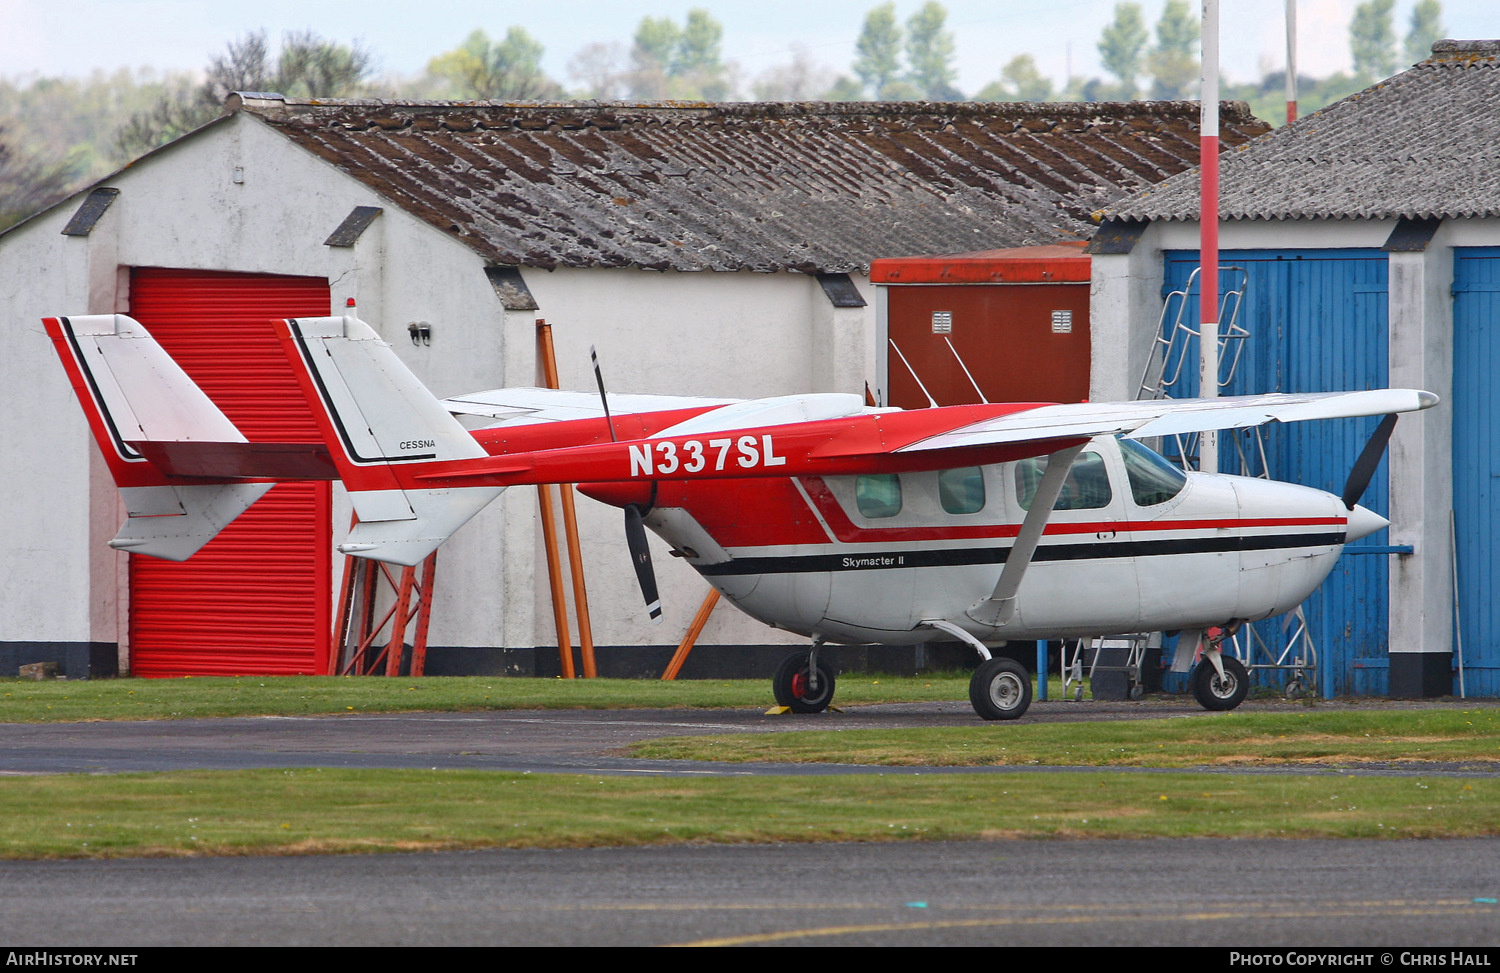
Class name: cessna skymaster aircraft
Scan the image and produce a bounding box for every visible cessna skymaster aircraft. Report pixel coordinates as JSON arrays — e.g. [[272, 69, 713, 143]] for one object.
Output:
[[45, 311, 1436, 721]]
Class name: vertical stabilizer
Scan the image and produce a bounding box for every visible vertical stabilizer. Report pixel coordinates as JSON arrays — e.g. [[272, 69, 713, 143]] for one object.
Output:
[[279, 314, 504, 566], [43, 314, 271, 559]]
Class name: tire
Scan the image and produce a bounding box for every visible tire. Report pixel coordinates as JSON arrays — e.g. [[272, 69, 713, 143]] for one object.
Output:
[[1191, 655, 1249, 711], [969, 658, 1033, 721], [772, 652, 836, 714]]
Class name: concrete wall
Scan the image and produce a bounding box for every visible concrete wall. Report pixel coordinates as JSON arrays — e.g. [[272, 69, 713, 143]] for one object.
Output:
[[0, 110, 884, 668]]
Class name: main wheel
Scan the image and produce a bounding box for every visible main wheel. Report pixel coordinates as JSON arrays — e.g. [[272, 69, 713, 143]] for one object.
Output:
[[1191, 655, 1249, 711], [969, 658, 1033, 721], [772, 652, 836, 714]]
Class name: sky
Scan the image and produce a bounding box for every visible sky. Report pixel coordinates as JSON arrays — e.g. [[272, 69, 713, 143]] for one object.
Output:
[[1, 0, 1495, 93]]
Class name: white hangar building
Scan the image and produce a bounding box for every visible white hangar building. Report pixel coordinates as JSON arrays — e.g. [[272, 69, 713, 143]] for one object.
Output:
[[0, 96, 1268, 678], [1090, 40, 1500, 698]]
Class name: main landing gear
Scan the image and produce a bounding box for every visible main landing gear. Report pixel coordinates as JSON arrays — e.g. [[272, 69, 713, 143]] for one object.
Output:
[[969, 658, 1033, 721], [772, 643, 837, 714]]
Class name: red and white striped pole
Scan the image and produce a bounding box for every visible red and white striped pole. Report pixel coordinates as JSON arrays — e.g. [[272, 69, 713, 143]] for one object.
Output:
[[1286, 0, 1299, 123], [1199, 0, 1220, 472]]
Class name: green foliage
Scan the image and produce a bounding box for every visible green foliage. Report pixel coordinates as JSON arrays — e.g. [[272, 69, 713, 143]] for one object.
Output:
[[1221, 71, 1366, 127], [1098, 1, 1149, 98], [625, 8, 729, 100], [0, 673, 978, 722], [115, 30, 374, 161], [905, 1, 960, 100], [0, 129, 86, 231], [635, 707, 1500, 768], [1351, 0, 1398, 81], [1404, 0, 1445, 65], [975, 55, 1054, 103], [1146, 0, 1199, 99], [853, 2, 903, 98], [425, 27, 557, 100]]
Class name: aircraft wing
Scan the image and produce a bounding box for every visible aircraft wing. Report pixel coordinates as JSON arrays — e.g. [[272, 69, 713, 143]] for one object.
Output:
[[899, 389, 1439, 454], [443, 388, 739, 424]]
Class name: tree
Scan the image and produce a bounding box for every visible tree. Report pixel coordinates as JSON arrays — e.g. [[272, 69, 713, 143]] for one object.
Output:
[[1350, 0, 1397, 81], [115, 31, 373, 160], [676, 8, 730, 99], [975, 55, 1054, 102], [0, 126, 85, 231], [905, 2, 961, 100], [1098, 2, 1148, 99], [625, 9, 728, 100], [426, 27, 556, 100], [752, 47, 836, 102], [567, 42, 627, 100], [1404, 0, 1445, 65], [1146, 0, 1198, 99], [853, 3, 903, 98]]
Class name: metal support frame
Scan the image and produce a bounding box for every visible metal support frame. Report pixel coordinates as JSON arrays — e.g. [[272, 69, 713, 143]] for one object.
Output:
[[1061, 634, 1150, 702], [1229, 605, 1319, 699], [333, 541, 439, 676]]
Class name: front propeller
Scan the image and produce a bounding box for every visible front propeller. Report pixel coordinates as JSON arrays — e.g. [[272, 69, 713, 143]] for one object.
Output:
[[1341, 413, 1398, 510]]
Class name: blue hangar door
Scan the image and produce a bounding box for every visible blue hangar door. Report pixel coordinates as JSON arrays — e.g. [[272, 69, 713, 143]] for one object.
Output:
[[1452, 249, 1500, 697], [1163, 250, 1390, 696]]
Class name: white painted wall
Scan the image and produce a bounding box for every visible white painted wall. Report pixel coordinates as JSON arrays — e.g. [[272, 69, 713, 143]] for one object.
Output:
[[0, 110, 886, 662]]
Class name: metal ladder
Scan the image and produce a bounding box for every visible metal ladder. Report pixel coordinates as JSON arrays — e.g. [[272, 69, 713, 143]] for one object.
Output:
[[1137, 265, 1252, 471], [1136, 266, 1318, 697]]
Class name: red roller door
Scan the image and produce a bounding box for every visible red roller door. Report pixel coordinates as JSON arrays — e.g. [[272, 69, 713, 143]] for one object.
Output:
[[127, 269, 333, 676]]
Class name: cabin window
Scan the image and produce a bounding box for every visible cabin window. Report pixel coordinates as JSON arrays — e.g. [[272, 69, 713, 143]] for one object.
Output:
[[1119, 438, 1188, 506], [1014, 450, 1113, 511], [855, 474, 902, 518], [938, 467, 985, 514]]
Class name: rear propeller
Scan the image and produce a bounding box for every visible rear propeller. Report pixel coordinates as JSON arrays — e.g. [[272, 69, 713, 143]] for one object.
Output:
[[1341, 413, 1398, 510], [593, 345, 663, 624], [624, 504, 663, 624]]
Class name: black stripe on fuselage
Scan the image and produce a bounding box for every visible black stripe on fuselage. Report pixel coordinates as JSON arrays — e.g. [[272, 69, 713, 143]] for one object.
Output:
[[693, 531, 1348, 577]]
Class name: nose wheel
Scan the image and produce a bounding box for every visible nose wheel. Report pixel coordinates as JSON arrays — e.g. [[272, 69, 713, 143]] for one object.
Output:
[[1191, 654, 1249, 711], [772, 650, 837, 714]]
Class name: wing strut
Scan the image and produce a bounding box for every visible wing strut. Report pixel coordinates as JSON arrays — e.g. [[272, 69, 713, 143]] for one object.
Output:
[[965, 443, 1084, 628]]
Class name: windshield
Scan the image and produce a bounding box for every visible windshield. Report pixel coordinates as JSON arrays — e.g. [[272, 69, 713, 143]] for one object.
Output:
[[1118, 438, 1187, 506]]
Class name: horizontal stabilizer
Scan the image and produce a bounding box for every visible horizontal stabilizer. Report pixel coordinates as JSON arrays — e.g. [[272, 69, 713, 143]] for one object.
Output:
[[110, 483, 273, 561]]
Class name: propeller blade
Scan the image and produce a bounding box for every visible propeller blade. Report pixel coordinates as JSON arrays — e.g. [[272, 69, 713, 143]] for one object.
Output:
[[590, 344, 618, 443], [1342, 413, 1398, 510], [624, 504, 662, 624]]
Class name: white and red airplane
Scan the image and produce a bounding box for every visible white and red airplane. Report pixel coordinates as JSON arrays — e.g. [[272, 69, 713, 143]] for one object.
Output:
[[45, 311, 1436, 721]]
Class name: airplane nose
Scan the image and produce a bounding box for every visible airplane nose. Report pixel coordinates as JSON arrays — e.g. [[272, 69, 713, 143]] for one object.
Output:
[[1345, 504, 1389, 542]]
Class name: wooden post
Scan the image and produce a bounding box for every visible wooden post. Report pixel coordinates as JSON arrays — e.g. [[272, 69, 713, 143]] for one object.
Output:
[[536, 320, 598, 677], [537, 481, 575, 679], [662, 589, 720, 680]]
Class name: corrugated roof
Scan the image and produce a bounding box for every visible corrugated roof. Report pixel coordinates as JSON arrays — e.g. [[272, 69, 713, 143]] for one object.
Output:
[[1107, 40, 1500, 223], [233, 96, 1268, 273]]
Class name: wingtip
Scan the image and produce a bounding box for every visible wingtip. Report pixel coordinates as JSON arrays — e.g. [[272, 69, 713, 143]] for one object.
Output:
[[1417, 390, 1440, 410]]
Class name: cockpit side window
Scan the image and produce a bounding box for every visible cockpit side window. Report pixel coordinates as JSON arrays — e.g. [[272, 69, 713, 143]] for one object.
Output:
[[1119, 438, 1188, 506], [938, 467, 985, 514], [1014, 450, 1113, 511], [855, 473, 902, 518]]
